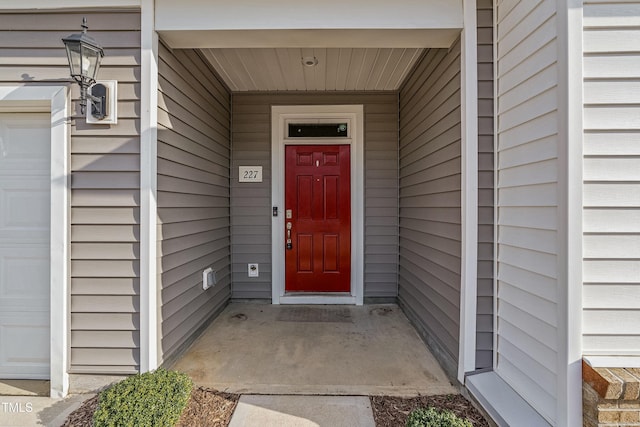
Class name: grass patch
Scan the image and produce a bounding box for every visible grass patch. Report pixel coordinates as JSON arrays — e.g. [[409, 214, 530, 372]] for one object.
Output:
[[93, 368, 193, 427]]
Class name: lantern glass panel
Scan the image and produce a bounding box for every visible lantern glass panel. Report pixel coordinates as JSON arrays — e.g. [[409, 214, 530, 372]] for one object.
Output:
[[82, 45, 102, 81], [64, 41, 83, 78]]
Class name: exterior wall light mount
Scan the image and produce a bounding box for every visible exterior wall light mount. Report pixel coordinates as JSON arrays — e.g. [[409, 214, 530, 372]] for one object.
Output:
[[62, 18, 107, 120], [302, 56, 319, 67]]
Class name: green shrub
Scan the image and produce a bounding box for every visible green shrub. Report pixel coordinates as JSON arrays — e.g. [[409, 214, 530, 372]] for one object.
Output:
[[93, 368, 193, 427], [406, 406, 473, 427]]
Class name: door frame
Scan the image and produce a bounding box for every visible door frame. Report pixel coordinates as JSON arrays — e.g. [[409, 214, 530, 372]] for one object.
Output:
[[0, 85, 70, 397], [271, 105, 364, 305]]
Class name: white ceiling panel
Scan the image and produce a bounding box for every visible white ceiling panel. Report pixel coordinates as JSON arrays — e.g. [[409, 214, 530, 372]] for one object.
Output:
[[200, 48, 424, 92]]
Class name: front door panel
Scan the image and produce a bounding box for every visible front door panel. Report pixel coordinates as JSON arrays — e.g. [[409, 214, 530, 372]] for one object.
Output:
[[285, 145, 350, 292]]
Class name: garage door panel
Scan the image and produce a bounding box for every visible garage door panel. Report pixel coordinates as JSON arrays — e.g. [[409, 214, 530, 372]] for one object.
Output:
[[0, 314, 49, 379], [0, 179, 50, 233], [0, 113, 50, 171], [0, 112, 50, 380], [0, 248, 49, 308]]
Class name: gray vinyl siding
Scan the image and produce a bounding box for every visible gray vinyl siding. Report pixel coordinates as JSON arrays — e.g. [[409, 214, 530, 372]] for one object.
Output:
[[495, 1, 560, 423], [582, 2, 640, 357], [231, 92, 398, 299], [157, 42, 232, 364], [476, 0, 495, 370], [0, 10, 142, 374], [398, 38, 462, 372]]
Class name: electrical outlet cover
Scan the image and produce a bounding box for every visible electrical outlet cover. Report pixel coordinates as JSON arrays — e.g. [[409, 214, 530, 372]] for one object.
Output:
[[202, 267, 214, 290], [248, 263, 259, 277]]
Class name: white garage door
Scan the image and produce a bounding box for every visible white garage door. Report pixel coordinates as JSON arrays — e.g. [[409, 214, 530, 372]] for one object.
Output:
[[0, 113, 50, 379]]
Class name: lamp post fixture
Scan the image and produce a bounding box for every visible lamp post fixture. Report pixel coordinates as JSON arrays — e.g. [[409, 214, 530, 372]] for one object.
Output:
[[62, 18, 106, 119]]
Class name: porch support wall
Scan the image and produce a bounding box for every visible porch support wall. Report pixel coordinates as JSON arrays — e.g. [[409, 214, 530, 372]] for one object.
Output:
[[490, 0, 582, 424], [398, 39, 463, 379], [156, 42, 233, 365]]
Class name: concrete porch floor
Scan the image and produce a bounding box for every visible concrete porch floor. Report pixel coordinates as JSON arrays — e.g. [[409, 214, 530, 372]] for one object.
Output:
[[170, 303, 457, 396]]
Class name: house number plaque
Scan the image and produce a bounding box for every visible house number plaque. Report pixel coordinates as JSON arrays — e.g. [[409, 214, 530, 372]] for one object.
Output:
[[239, 166, 263, 183]]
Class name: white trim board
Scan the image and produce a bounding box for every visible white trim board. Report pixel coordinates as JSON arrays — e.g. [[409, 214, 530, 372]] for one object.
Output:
[[584, 356, 640, 368], [0, 0, 140, 8], [466, 371, 552, 427], [0, 85, 70, 398], [458, 0, 479, 384], [556, 1, 584, 425], [140, 0, 159, 372], [271, 105, 364, 306]]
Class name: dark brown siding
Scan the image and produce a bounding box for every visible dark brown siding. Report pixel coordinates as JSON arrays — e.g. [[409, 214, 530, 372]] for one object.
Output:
[[398, 38, 462, 375], [157, 42, 232, 364], [231, 92, 399, 299]]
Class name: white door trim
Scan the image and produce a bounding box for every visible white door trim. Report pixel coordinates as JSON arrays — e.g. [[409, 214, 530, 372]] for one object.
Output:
[[271, 105, 364, 305], [0, 85, 70, 398]]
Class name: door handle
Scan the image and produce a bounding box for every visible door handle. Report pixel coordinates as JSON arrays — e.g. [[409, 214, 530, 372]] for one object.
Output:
[[286, 221, 293, 250]]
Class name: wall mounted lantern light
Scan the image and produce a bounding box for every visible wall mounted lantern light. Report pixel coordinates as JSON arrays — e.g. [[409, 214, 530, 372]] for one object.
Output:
[[62, 18, 107, 120]]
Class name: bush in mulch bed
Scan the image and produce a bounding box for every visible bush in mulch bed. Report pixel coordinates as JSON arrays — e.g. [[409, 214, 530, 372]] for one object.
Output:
[[406, 406, 473, 427], [92, 369, 192, 427], [370, 394, 490, 427], [62, 371, 239, 427]]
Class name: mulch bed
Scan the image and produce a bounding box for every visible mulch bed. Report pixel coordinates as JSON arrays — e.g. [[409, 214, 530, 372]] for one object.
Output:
[[61, 395, 99, 427], [62, 390, 488, 426], [371, 394, 490, 427], [61, 387, 239, 427], [175, 387, 239, 427]]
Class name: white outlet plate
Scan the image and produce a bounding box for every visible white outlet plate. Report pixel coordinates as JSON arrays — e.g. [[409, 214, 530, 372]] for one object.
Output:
[[248, 263, 259, 277]]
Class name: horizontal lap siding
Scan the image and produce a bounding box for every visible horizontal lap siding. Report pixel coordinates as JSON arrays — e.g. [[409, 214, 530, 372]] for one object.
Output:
[[0, 10, 142, 374], [231, 93, 398, 299], [582, 1, 640, 356], [157, 42, 231, 363], [476, 0, 495, 370], [398, 39, 462, 371], [495, 0, 559, 423]]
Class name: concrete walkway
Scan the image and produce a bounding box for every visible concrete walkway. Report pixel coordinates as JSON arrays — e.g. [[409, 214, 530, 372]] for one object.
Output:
[[0, 394, 91, 427], [229, 395, 376, 427], [171, 303, 456, 396], [0, 393, 374, 427]]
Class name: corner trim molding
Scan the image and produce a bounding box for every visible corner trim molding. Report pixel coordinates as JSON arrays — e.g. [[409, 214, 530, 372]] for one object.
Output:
[[458, 0, 479, 383], [140, 0, 159, 372]]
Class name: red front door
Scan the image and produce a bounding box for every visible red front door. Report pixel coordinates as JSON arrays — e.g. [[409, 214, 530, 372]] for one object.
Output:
[[285, 145, 351, 292]]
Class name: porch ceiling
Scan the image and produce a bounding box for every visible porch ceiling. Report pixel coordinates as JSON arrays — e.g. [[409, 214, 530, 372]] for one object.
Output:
[[156, 0, 461, 91], [200, 47, 425, 92]]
